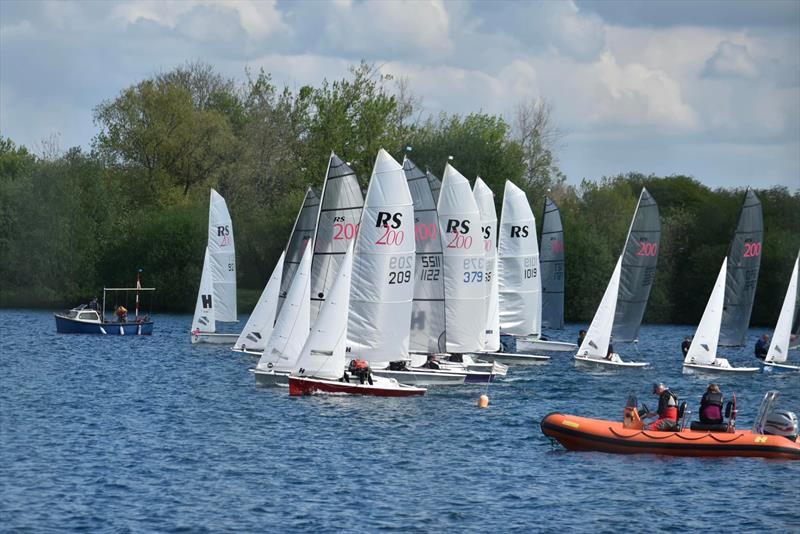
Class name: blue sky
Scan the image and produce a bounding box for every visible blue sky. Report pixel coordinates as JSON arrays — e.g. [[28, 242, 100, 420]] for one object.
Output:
[[1, 0, 798, 190]]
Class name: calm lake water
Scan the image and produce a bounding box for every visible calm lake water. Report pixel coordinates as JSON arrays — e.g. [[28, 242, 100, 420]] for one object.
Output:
[[1, 309, 798, 532]]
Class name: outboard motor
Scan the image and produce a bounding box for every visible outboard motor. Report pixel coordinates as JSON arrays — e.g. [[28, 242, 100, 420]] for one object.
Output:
[[763, 410, 799, 441]]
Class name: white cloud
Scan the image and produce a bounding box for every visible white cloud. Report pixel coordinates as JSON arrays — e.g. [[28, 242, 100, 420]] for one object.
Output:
[[702, 40, 759, 79]]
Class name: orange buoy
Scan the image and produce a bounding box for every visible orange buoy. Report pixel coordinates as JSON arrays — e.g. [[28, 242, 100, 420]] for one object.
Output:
[[478, 394, 490, 408]]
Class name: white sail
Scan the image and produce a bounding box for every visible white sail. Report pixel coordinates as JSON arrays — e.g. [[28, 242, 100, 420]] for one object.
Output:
[[438, 164, 485, 353], [473, 177, 500, 351], [258, 242, 311, 372], [578, 256, 622, 360], [234, 252, 285, 351], [766, 254, 799, 364], [685, 258, 728, 365], [208, 189, 237, 322], [294, 244, 354, 381], [191, 247, 216, 333], [348, 149, 416, 362], [498, 180, 541, 336]]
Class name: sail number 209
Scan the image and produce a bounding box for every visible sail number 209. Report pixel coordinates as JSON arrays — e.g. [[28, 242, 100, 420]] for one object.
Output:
[[388, 256, 413, 285]]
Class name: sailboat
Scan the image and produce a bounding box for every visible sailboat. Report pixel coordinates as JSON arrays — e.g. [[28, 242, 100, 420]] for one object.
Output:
[[682, 258, 759, 373], [289, 245, 426, 397], [575, 256, 649, 368], [232, 252, 285, 354], [310, 154, 364, 323], [719, 189, 763, 346], [191, 189, 238, 344], [466, 179, 548, 365], [496, 181, 573, 355], [540, 196, 565, 330], [763, 253, 799, 371], [234, 187, 319, 355], [575, 188, 659, 368], [251, 242, 312, 386]]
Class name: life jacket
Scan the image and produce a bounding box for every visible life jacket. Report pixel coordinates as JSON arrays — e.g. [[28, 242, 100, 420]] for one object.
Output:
[[353, 359, 368, 370], [702, 391, 723, 408], [658, 390, 679, 421]]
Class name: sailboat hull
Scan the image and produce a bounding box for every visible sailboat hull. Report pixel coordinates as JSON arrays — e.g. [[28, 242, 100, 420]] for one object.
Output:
[[371, 368, 466, 386], [471, 351, 550, 364], [574, 355, 649, 368], [762, 362, 800, 372], [55, 314, 153, 335], [289, 376, 426, 397], [682, 362, 760, 373], [251, 368, 291, 386], [190, 332, 239, 345], [515, 336, 577, 353], [541, 413, 800, 459]]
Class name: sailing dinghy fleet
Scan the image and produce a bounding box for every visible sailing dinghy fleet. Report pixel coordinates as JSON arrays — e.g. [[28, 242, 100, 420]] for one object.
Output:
[[182, 151, 797, 396]]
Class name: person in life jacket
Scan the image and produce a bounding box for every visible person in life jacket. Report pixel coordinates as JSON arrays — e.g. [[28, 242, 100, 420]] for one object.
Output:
[[699, 383, 724, 424], [645, 383, 679, 431], [115, 305, 128, 323], [348, 359, 373, 385]]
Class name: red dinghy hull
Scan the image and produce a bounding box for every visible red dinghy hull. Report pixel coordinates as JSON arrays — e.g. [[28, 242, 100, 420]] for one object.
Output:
[[289, 376, 426, 397], [541, 413, 800, 460]]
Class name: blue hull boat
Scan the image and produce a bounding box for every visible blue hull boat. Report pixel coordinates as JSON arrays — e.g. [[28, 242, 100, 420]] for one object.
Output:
[[54, 313, 154, 335]]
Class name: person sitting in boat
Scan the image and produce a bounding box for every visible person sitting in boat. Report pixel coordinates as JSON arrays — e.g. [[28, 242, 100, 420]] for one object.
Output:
[[422, 354, 441, 370], [89, 297, 99, 312], [577, 330, 586, 347], [754, 334, 770, 360], [681, 336, 691, 358], [699, 383, 724, 424], [348, 358, 373, 385], [115, 305, 128, 323], [645, 383, 679, 431], [605, 336, 615, 361]]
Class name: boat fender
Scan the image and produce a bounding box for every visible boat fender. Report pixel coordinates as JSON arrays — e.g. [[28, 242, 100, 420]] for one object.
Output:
[[478, 395, 489, 408]]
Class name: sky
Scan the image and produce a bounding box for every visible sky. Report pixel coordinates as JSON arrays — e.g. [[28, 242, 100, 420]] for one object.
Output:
[[1, 0, 799, 190]]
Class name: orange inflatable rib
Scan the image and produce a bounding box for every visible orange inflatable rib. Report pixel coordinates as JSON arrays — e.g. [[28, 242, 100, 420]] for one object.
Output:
[[541, 413, 800, 460]]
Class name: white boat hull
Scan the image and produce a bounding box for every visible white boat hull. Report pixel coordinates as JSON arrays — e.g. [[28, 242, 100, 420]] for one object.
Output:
[[515, 337, 577, 353], [762, 362, 800, 372], [191, 332, 239, 345], [574, 354, 649, 368], [371, 368, 467, 386], [251, 368, 290, 386], [682, 361, 760, 373], [471, 351, 550, 364]]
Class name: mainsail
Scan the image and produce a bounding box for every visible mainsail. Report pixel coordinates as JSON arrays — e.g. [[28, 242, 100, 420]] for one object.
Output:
[[765, 254, 799, 364], [540, 196, 565, 330], [437, 164, 485, 353], [719, 188, 763, 346], [404, 157, 446, 354], [208, 189, 237, 322], [612, 188, 660, 342], [191, 247, 215, 333], [577, 256, 622, 360], [234, 252, 285, 351], [474, 177, 500, 352], [278, 187, 320, 315], [498, 180, 541, 336], [310, 154, 363, 323], [259, 242, 311, 373], [294, 244, 354, 381], [685, 258, 728, 366], [348, 149, 416, 363]]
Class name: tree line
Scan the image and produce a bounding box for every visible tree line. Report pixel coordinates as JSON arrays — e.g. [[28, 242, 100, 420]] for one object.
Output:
[[1, 61, 797, 326]]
